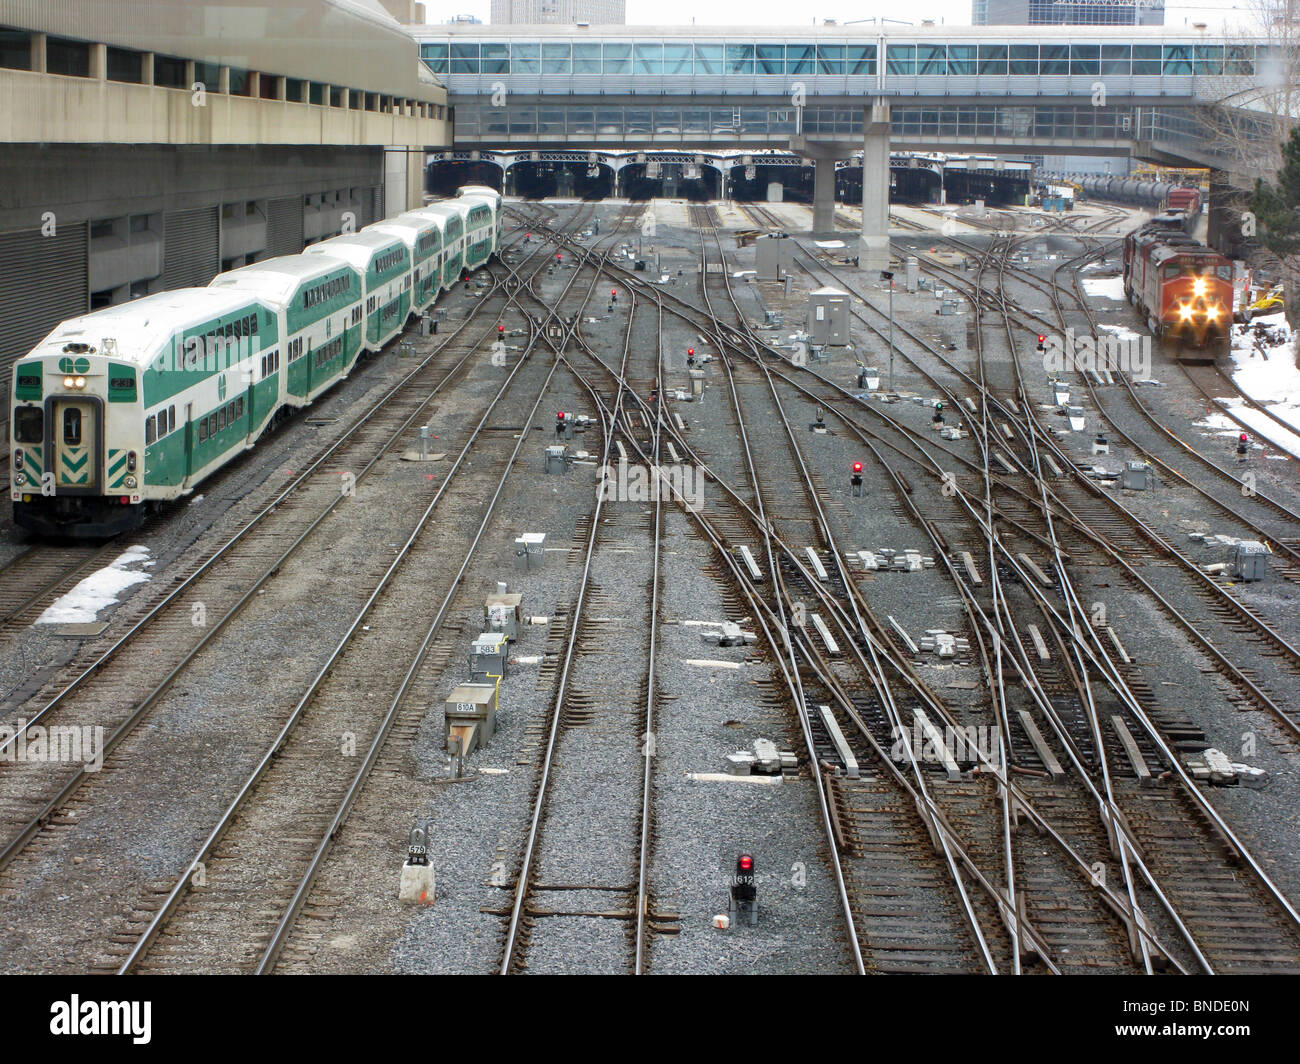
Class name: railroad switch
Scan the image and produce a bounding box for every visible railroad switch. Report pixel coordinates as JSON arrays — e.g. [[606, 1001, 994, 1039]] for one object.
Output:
[[1185, 748, 1267, 788], [1092, 434, 1110, 456], [1120, 461, 1155, 491], [485, 583, 525, 639], [1232, 540, 1271, 582], [514, 533, 547, 573], [544, 445, 573, 475], [728, 853, 759, 926], [444, 683, 499, 757], [469, 632, 508, 683], [726, 739, 796, 777], [699, 621, 756, 648], [398, 818, 436, 906], [919, 631, 970, 659], [809, 409, 828, 433]]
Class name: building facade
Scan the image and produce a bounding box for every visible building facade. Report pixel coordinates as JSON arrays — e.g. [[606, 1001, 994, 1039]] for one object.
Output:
[[974, 0, 1165, 25], [0, 0, 449, 405], [490, 0, 626, 25]]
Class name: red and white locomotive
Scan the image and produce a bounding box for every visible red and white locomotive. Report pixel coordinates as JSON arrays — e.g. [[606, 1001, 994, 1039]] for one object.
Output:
[[1122, 197, 1232, 358]]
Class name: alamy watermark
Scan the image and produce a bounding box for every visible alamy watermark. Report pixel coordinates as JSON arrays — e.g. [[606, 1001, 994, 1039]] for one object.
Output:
[[890, 721, 996, 766], [0, 719, 104, 772], [1042, 328, 1151, 380], [597, 461, 704, 511]]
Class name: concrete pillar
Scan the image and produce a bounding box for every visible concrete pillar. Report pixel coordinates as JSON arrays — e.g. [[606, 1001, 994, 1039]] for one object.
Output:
[[812, 154, 837, 232], [90, 43, 107, 80], [860, 99, 891, 272], [142, 52, 155, 86], [31, 33, 46, 74]]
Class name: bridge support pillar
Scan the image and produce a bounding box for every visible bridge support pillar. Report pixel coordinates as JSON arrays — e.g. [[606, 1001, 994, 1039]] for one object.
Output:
[[385, 146, 425, 214], [811, 150, 838, 233], [860, 100, 891, 273]]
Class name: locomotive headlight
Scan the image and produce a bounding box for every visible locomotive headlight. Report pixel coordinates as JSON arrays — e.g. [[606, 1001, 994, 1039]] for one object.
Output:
[[74, 377, 86, 389], [1193, 277, 1208, 297], [63, 376, 75, 388], [1178, 304, 1194, 320], [126, 451, 137, 473], [13, 449, 22, 469], [1206, 304, 1220, 320], [13, 472, 26, 487], [124, 475, 137, 489]]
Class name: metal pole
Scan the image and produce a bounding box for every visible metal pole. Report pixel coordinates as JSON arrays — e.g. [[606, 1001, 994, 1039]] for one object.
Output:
[[888, 279, 895, 393]]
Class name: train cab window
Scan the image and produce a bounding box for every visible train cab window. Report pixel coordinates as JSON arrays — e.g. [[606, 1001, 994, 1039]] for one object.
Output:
[[236, 398, 244, 418], [1164, 264, 1180, 279], [218, 408, 227, 431], [15, 407, 43, 443], [199, 419, 208, 442], [63, 408, 82, 445], [1217, 266, 1232, 280], [145, 415, 157, 445], [169, 406, 176, 434]]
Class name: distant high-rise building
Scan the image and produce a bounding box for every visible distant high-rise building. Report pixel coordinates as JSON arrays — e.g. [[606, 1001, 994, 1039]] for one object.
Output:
[[490, 0, 626, 24], [374, 0, 426, 23], [973, 0, 1164, 24]]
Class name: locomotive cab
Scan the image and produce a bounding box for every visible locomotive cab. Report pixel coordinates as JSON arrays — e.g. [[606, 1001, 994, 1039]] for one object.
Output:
[[11, 350, 145, 538]]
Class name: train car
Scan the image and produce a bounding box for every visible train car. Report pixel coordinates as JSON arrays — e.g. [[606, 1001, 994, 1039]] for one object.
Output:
[[10, 289, 278, 536], [411, 202, 467, 293], [364, 212, 444, 316], [302, 230, 412, 354], [458, 185, 504, 247], [10, 186, 501, 538], [457, 193, 499, 271], [209, 255, 365, 406], [1166, 185, 1201, 217], [1123, 223, 1233, 356]]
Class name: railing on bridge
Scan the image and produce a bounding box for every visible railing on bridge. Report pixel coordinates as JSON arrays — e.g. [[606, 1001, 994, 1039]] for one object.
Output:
[[448, 102, 1143, 145]]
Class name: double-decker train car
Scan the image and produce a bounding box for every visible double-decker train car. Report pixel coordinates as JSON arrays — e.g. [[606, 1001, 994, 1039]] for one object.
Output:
[[10, 189, 500, 537], [1123, 221, 1233, 358]]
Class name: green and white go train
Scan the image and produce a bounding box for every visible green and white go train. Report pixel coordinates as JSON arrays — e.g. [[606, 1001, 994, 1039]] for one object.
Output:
[[10, 186, 501, 537]]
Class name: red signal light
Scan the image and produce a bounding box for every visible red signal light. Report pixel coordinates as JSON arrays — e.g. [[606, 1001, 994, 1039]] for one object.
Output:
[[739, 855, 753, 871], [611, 289, 617, 296], [497, 324, 505, 333], [556, 411, 565, 420], [1241, 433, 1249, 442], [852, 462, 863, 473], [688, 347, 695, 356], [1037, 334, 1046, 344]]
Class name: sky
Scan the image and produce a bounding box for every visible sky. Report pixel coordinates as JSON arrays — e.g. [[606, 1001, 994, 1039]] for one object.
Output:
[[419, 0, 1256, 31]]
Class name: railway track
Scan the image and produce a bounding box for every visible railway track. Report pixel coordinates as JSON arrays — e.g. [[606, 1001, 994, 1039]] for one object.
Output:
[[119, 291, 570, 975], [527, 205, 1300, 973], [0, 211, 607, 971]]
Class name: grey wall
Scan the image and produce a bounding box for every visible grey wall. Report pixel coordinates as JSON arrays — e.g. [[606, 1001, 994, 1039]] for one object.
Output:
[[0, 144, 384, 409]]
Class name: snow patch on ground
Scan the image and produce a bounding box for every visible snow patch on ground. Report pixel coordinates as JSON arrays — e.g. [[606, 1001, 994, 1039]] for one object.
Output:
[[1223, 312, 1300, 457], [1081, 276, 1126, 300], [35, 545, 153, 625], [1098, 323, 1145, 343]]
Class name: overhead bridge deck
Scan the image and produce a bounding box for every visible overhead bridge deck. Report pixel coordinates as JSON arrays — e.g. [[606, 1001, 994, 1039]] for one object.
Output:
[[415, 24, 1279, 268]]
